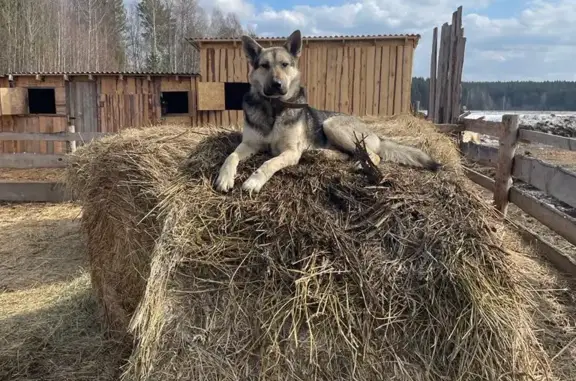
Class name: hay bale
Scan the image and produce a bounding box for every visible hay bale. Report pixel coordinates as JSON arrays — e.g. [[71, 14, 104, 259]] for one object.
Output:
[[67, 116, 557, 380], [65, 124, 233, 335]]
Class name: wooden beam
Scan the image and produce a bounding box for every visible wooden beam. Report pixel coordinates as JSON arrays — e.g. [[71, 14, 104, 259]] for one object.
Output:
[[0, 131, 109, 141], [461, 118, 502, 137], [428, 26, 438, 121], [0, 154, 67, 168], [0, 181, 71, 202], [463, 167, 494, 191], [435, 23, 450, 123], [435, 123, 462, 134], [459, 141, 498, 167], [462, 140, 576, 209], [463, 166, 576, 276], [514, 220, 576, 278], [493, 114, 519, 215], [512, 156, 576, 209], [66, 125, 77, 153], [510, 187, 576, 248], [519, 129, 576, 151]]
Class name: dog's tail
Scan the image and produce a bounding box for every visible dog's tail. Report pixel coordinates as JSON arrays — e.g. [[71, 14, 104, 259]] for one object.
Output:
[[377, 139, 442, 171]]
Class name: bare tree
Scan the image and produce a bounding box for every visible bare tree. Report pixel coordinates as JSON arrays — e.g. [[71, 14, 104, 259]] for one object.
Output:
[[0, 0, 254, 74]]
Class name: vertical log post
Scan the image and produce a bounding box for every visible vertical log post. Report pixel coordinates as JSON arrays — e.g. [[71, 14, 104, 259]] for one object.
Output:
[[428, 27, 438, 121], [493, 114, 519, 215], [66, 124, 77, 153]]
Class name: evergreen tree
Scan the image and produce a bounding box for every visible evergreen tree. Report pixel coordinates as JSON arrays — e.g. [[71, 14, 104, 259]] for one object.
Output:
[[412, 77, 576, 111], [109, 0, 128, 69], [137, 0, 173, 71]]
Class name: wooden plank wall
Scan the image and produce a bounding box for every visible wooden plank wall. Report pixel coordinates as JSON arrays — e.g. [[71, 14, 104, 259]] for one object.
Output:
[[99, 76, 160, 132], [98, 75, 199, 130], [0, 76, 67, 154], [197, 38, 416, 126], [199, 43, 249, 126]]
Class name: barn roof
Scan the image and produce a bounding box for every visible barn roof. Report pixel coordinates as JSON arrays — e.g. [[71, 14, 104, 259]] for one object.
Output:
[[189, 33, 420, 45], [1, 70, 199, 77]]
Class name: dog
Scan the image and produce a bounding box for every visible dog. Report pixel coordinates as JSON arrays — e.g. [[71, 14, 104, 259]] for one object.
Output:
[[215, 29, 441, 194]]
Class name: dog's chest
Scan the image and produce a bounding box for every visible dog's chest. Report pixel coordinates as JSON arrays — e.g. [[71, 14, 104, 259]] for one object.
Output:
[[245, 107, 310, 155]]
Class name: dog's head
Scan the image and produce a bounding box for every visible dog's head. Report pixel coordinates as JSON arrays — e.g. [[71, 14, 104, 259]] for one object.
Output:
[[241, 30, 302, 100]]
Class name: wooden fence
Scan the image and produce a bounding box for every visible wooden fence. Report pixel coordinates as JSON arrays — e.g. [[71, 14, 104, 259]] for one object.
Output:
[[0, 125, 108, 202], [438, 115, 576, 276], [428, 6, 466, 124]]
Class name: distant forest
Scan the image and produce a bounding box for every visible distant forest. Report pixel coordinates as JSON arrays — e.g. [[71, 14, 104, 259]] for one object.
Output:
[[411, 77, 576, 111]]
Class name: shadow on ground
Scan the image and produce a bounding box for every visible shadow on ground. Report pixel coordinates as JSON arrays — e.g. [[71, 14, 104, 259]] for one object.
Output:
[[0, 203, 85, 292], [0, 274, 129, 381]]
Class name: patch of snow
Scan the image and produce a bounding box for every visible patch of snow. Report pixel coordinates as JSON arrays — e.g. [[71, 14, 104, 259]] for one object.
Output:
[[421, 109, 576, 137], [464, 110, 576, 138]]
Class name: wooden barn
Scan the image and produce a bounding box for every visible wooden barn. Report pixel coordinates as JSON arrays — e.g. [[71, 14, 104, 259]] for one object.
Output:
[[190, 33, 420, 125], [0, 71, 199, 154]]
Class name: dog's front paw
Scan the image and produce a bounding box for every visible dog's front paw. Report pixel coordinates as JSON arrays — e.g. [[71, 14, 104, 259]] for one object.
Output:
[[241, 172, 267, 194], [215, 168, 236, 193]]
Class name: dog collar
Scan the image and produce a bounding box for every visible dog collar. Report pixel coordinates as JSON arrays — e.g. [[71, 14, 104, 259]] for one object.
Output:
[[275, 99, 309, 109]]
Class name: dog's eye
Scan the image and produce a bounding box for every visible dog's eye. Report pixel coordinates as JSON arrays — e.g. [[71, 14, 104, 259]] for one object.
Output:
[[281, 62, 289, 68], [260, 62, 270, 69]]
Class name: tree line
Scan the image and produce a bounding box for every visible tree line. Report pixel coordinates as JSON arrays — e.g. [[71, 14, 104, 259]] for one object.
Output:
[[411, 77, 576, 111], [0, 0, 254, 74]]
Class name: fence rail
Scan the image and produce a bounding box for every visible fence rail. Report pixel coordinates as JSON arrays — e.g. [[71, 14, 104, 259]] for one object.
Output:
[[0, 125, 107, 168], [442, 114, 576, 276], [0, 131, 109, 142]]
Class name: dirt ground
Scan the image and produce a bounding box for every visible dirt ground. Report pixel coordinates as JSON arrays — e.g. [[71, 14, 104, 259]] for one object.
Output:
[[0, 203, 127, 381]]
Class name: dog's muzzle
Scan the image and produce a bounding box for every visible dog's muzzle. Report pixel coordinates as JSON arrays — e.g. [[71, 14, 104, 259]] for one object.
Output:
[[263, 78, 287, 96]]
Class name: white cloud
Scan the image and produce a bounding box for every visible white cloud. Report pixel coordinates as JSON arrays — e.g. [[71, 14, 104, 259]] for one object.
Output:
[[219, 0, 576, 81]]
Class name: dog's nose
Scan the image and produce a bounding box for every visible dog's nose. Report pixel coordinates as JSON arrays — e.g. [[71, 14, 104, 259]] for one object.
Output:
[[271, 79, 283, 89]]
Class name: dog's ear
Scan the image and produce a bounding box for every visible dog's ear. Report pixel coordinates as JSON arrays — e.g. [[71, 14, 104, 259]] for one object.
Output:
[[283, 30, 302, 58], [241, 35, 262, 65]]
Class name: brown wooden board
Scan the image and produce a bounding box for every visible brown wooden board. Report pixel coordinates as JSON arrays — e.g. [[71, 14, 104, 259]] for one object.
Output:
[[197, 82, 226, 111], [0, 88, 28, 115]]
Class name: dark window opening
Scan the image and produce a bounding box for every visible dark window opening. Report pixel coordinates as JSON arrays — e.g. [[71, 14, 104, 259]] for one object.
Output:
[[225, 82, 251, 110], [28, 88, 56, 114], [161, 91, 189, 115]]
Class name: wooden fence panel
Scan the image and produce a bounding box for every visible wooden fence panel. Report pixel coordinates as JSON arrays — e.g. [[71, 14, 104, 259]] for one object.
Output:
[[0, 153, 66, 168]]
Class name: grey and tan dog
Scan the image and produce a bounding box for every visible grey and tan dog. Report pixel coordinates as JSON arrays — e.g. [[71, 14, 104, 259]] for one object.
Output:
[[215, 29, 441, 194]]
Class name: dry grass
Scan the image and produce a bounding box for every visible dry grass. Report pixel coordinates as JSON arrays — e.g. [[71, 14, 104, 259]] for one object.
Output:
[[0, 168, 66, 181], [64, 115, 576, 381], [65, 123, 235, 334], [0, 203, 127, 380]]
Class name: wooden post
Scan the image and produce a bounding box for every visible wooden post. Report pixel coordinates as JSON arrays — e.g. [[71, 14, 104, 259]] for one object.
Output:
[[66, 124, 77, 153], [428, 27, 438, 121], [493, 114, 519, 215]]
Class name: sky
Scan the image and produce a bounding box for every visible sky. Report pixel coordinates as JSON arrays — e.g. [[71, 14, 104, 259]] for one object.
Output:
[[130, 0, 576, 82]]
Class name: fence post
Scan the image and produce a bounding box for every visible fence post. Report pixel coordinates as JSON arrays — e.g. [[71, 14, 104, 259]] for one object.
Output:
[[493, 114, 519, 215], [66, 124, 77, 153]]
